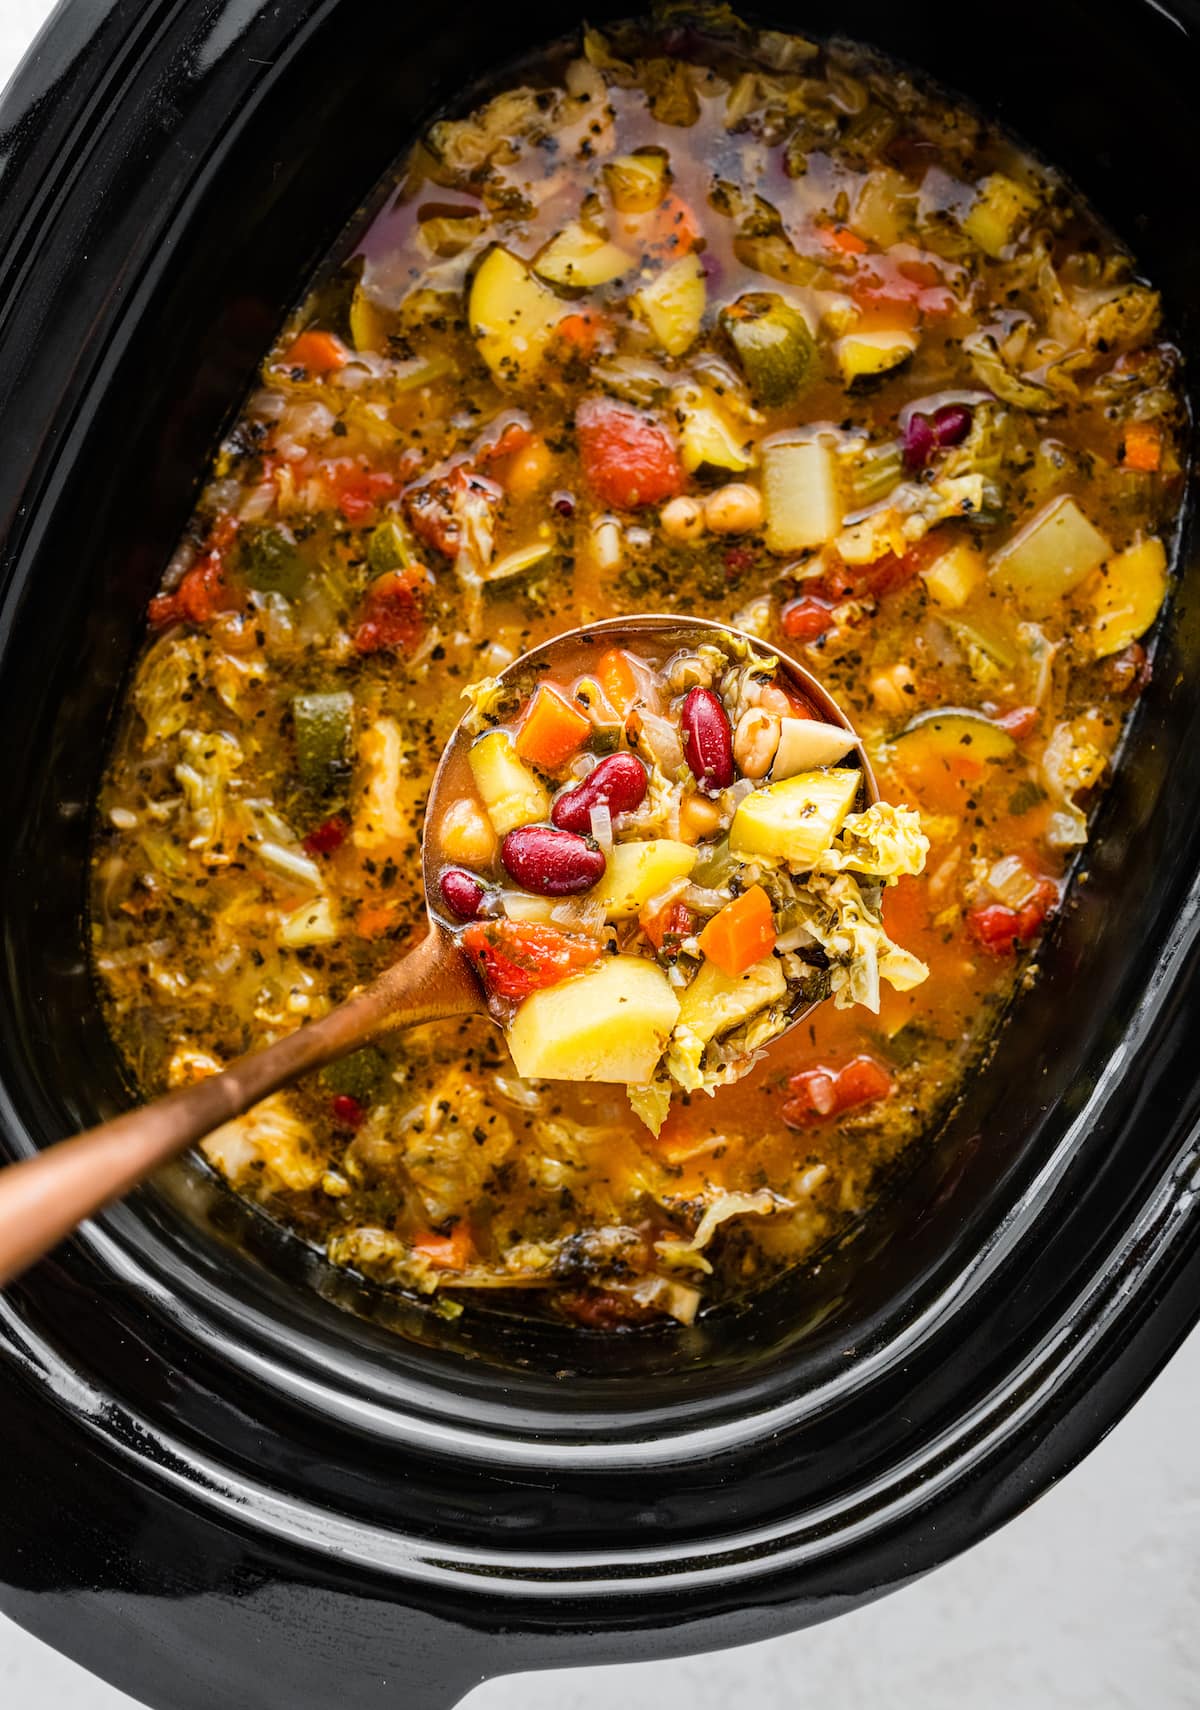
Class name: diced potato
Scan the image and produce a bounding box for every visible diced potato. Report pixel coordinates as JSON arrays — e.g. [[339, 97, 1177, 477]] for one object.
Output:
[[835, 328, 918, 384], [632, 253, 707, 357], [467, 730, 551, 836], [500, 892, 558, 924], [962, 172, 1038, 258], [730, 769, 861, 869], [279, 895, 338, 948], [354, 716, 407, 849], [921, 541, 986, 609], [1085, 536, 1168, 658], [763, 439, 842, 553], [468, 246, 563, 385], [676, 953, 786, 1045], [591, 839, 698, 920], [604, 150, 670, 213], [853, 167, 914, 248], [771, 718, 858, 778], [534, 223, 635, 289], [507, 956, 681, 1083], [990, 496, 1113, 616], [672, 385, 755, 474]]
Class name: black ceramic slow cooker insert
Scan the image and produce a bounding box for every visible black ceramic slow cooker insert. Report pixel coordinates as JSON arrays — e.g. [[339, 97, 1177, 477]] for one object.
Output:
[[1, 4, 1199, 1708]]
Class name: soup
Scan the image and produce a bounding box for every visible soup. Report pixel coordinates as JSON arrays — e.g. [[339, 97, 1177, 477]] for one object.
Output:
[[91, 17, 1186, 1330]]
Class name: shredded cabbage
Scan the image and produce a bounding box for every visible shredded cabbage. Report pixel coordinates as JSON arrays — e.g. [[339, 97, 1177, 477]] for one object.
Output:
[[814, 802, 930, 879]]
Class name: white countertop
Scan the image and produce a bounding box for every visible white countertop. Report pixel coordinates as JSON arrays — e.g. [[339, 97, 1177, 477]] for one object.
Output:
[[1, 5, 1196, 1706]]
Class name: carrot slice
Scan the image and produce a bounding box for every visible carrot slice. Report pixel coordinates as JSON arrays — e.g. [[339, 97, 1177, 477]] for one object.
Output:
[[281, 329, 347, 375], [596, 648, 641, 715], [697, 885, 776, 977], [514, 684, 592, 769]]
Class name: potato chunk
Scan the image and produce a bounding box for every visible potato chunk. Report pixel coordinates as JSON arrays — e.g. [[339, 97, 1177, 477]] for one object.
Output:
[[730, 769, 861, 869], [590, 839, 698, 919], [467, 730, 550, 836], [632, 253, 707, 356], [507, 956, 681, 1083], [989, 496, 1112, 616], [469, 246, 563, 385]]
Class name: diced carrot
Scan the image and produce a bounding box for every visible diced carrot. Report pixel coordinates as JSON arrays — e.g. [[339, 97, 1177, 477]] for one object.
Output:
[[1121, 421, 1162, 472], [514, 684, 592, 770], [281, 329, 347, 375], [597, 648, 642, 715], [355, 900, 402, 939], [697, 885, 776, 977], [554, 311, 607, 358], [818, 223, 869, 255], [412, 1224, 473, 1271]]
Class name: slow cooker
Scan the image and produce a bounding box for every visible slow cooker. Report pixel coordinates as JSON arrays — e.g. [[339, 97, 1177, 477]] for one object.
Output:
[[1, 3, 1198, 1707]]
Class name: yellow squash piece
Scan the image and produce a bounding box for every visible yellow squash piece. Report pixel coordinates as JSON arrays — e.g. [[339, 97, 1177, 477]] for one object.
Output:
[[591, 838, 698, 920], [467, 730, 551, 836], [961, 173, 1038, 258], [1085, 536, 1167, 658], [672, 384, 755, 474], [730, 769, 861, 869], [534, 223, 635, 289], [632, 253, 707, 357], [989, 495, 1112, 616], [835, 328, 918, 384], [604, 150, 670, 213], [507, 956, 681, 1084], [468, 246, 564, 385], [676, 953, 786, 1045], [891, 710, 1016, 767]]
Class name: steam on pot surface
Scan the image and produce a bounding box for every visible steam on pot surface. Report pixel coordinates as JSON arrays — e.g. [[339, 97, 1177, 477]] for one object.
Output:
[[89, 16, 1185, 1333]]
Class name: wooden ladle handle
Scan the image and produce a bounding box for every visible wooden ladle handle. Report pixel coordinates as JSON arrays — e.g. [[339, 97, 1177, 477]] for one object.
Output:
[[0, 929, 481, 1288]]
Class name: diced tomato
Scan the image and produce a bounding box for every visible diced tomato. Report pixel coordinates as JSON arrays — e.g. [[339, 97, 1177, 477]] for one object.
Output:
[[330, 1094, 366, 1131], [994, 705, 1039, 741], [557, 1289, 660, 1329], [322, 460, 397, 523], [854, 534, 944, 599], [967, 879, 1058, 955], [642, 899, 694, 951], [781, 596, 835, 643], [412, 1224, 473, 1272], [461, 920, 602, 1001], [147, 549, 235, 629], [781, 1053, 894, 1128], [302, 815, 349, 857], [352, 566, 431, 655], [576, 398, 684, 511], [280, 329, 347, 376], [850, 251, 957, 321]]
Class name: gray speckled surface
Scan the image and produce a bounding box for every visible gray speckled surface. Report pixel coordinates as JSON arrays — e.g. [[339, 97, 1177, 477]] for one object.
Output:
[[1, 4, 1196, 1704]]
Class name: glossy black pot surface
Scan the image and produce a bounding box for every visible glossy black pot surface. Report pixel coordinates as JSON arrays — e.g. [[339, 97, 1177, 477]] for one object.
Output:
[[1, 4, 1199, 1707]]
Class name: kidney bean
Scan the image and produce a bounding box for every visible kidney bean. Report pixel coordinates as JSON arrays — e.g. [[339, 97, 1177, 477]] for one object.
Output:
[[902, 411, 936, 470], [681, 686, 734, 793], [551, 752, 648, 832], [439, 866, 487, 919], [501, 826, 606, 896], [933, 402, 973, 447]]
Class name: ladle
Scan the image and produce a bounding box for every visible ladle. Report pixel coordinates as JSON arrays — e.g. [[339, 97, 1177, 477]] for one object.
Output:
[[0, 616, 871, 1286]]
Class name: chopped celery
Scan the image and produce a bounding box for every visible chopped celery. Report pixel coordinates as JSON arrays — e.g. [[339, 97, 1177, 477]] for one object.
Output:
[[293, 691, 355, 793], [848, 439, 904, 508], [367, 518, 415, 575]]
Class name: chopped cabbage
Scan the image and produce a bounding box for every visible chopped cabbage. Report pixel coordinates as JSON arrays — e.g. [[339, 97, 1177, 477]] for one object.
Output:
[[134, 634, 208, 749], [813, 802, 930, 879], [655, 1189, 790, 1274], [174, 728, 243, 853]]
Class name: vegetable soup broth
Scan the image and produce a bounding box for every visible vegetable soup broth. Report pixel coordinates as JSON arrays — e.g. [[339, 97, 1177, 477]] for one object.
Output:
[[91, 20, 1186, 1329]]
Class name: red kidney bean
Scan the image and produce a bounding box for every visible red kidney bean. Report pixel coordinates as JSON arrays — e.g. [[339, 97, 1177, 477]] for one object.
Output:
[[933, 402, 972, 447], [902, 411, 936, 470], [501, 826, 607, 896], [551, 752, 648, 832], [681, 687, 734, 793], [439, 866, 487, 919]]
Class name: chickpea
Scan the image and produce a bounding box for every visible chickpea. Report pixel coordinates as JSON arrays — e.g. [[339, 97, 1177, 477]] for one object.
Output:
[[733, 707, 782, 779], [677, 793, 724, 843], [504, 436, 553, 499], [703, 482, 764, 535], [868, 663, 918, 719], [660, 496, 706, 543], [441, 797, 497, 865]]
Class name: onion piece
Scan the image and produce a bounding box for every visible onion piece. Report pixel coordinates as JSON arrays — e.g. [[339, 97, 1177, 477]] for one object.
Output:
[[588, 803, 614, 852]]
